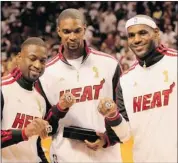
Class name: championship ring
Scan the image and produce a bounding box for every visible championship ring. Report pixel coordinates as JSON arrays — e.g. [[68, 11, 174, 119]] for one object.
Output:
[[65, 94, 72, 103], [46, 125, 53, 134], [105, 101, 112, 110]]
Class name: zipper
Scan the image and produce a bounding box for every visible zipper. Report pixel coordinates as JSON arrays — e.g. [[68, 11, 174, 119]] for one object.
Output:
[[77, 71, 79, 82], [143, 61, 146, 69]]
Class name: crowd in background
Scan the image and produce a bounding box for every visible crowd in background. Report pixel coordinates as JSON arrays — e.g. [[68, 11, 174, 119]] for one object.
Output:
[[1, 1, 177, 76]]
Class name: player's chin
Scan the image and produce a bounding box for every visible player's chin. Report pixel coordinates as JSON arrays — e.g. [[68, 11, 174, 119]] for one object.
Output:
[[29, 74, 41, 82], [134, 50, 147, 58], [68, 45, 79, 50]]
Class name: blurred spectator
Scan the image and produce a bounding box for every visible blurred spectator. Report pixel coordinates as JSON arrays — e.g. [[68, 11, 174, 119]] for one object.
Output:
[[103, 33, 115, 51], [1, 37, 11, 54], [127, 2, 137, 19], [153, 6, 163, 20], [116, 40, 136, 67], [1, 1, 177, 76], [161, 25, 177, 48], [114, 35, 124, 53], [122, 63, 130, 73], [84, 25, 94, 46], [117, 17, 127, 37]]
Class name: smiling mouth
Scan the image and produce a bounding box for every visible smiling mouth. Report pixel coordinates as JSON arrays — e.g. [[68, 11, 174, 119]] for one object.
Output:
[[30, 70, 40, 76], [133, 45, 145, 51], [69, 43, 77, 46]]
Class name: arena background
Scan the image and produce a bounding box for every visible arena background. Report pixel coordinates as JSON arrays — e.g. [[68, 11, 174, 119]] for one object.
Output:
[[1, 1, 177, 162]]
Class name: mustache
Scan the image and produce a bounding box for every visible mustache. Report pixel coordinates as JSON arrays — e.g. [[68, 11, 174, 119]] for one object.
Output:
[[30, 69, 42, 73], [132, 44, 146, 48]]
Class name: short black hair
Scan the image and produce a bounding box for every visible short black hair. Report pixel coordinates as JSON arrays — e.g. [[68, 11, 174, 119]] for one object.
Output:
[[57, 8, 86, 26], [21, 37, 46, 50]]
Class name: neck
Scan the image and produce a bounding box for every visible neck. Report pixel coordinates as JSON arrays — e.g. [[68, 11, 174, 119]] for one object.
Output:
[[17, 75, 34, 91], [63, 43, 85, 60]]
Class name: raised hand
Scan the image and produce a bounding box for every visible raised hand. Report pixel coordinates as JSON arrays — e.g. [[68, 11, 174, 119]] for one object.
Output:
[[97, 98, 118, 118], [24, 118, 50, 139], [58, 92, 76, 110]]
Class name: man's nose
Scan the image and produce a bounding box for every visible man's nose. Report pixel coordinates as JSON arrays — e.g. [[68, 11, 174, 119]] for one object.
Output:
[[33, 60, 41, 69], [134, 34, 142, 44], [69, 32, 76, 40]]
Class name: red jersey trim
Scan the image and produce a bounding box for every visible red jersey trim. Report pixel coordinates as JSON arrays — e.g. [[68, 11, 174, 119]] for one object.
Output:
[[51, 41, 91, 66], [157, 44, 177, 57], [2, 68, 19, 81], [120, 61, 138, 78], [2, 74, 12, 80], [46, 55, 61, 68], [1, 68, 22, 86], [90, 48, 118, 61]]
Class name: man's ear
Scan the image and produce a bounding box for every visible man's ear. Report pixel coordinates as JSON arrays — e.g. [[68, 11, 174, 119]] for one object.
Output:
[[57, 26, 61, 37], [16, 52, 22, 66], [83, 24, 87, 34], [154, 28, 160, 39]]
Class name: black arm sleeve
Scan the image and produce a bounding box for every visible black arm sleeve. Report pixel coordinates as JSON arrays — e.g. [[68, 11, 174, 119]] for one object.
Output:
[[1, 91, 25, 148], [1, 129, 25, 148], [103, 118, 122, 148]]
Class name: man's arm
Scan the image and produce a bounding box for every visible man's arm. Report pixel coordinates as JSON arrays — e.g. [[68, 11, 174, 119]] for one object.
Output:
[[103, 110, 130, 147], [84, 64, 130, 150], [1, 129, 28, 148], [105, 63, 128, 146], [1, 91, 28, 148], [1, 91, 50, 149], [98, 96, 130, 148], [103, 64, 130, 147]]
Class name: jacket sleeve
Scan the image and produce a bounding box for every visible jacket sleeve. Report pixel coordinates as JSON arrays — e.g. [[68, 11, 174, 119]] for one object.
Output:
[[1, 91, 28, 148], [1, 129, 28, 148], [103, 63, 130, 147]]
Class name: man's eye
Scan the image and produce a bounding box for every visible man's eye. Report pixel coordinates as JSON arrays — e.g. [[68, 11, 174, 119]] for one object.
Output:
[[128, 34, 135, 38], [139, 31, 148, 35], [40, 59, 47, 64], [74, 29, 82, 33], [29, 57, 36, 61], [63, 30, 70, 34]]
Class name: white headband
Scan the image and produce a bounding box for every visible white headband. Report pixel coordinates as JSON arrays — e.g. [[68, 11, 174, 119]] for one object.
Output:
[[125, 16, 157, 30]]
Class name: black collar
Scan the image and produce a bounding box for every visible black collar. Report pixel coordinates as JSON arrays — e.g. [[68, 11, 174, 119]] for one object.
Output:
[[16, 76, 34, 91], [137, 44, 165, 68], [11, 68, 34, 91]]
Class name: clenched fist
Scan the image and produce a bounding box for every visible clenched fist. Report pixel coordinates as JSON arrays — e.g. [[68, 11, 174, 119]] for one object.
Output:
[[24, 118, 49, 139], [97, 98, 118, 118], [58, 92, 76, 110]]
